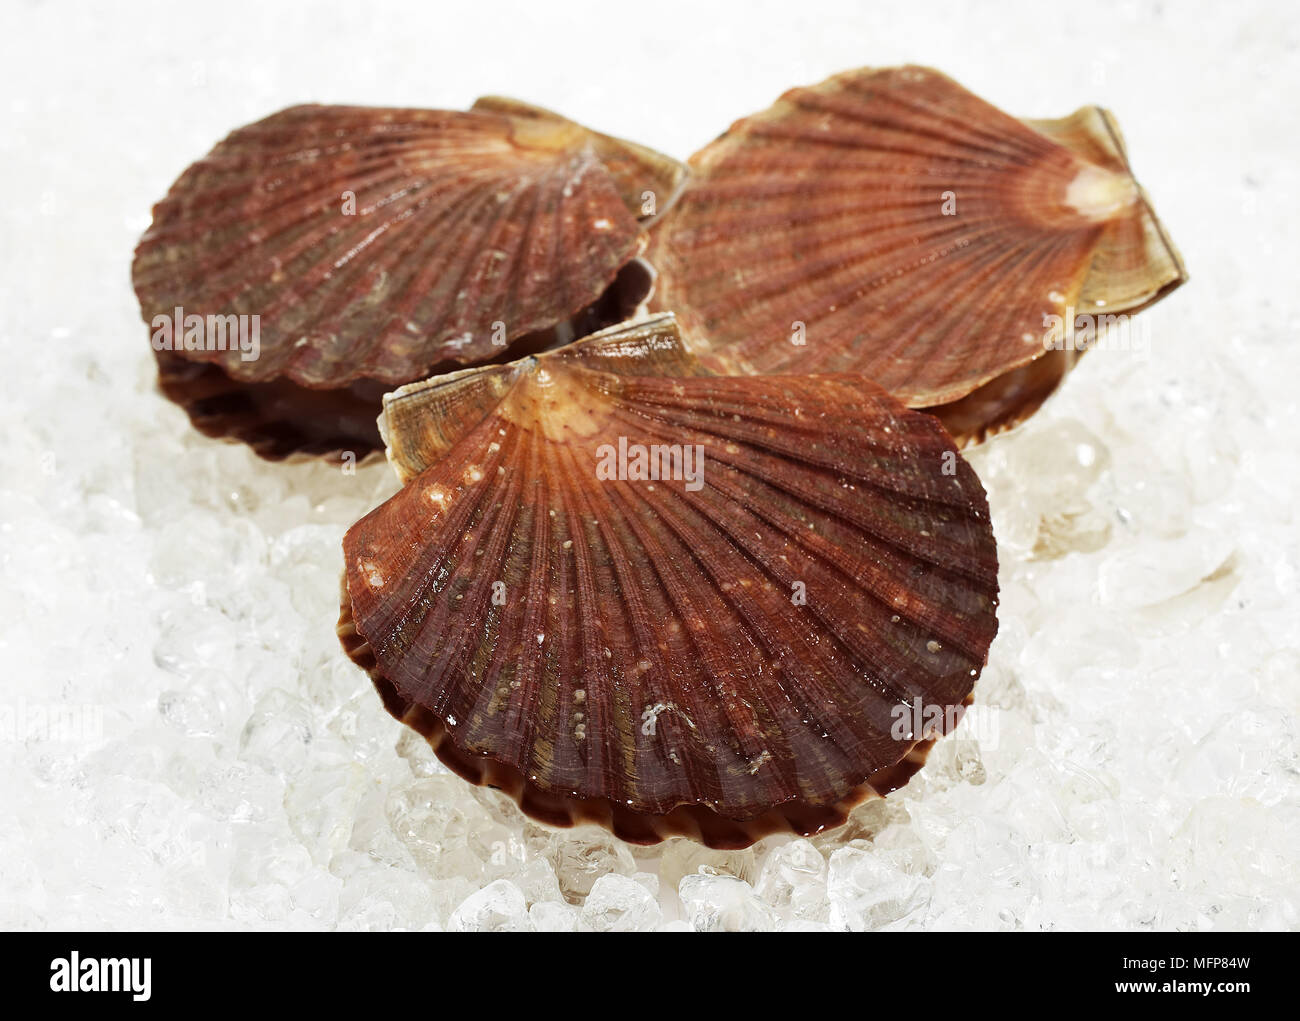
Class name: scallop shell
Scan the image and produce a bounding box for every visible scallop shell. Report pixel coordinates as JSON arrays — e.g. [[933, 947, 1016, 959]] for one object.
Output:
[[647, 65, 1187, 444], [338, 313, 999, 847], [134, 100, 686, 385], [133, 100, 684, 459]]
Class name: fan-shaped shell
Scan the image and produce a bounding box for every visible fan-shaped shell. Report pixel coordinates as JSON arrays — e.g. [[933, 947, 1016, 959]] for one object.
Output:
[[133, 100, 684, 459], [647, 65, 1187, 444], [338, 313, 999, 847], [134, 100, 686, 387]]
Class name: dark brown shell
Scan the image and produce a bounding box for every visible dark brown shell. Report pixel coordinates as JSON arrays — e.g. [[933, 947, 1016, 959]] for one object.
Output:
[[151, 349, 389, 462], [151, 258, 657, 463], [647, 66, 1187, 444], [338, 314, 999, 848]]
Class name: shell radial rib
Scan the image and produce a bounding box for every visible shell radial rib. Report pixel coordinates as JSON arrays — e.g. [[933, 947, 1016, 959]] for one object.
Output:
[[132, 99, 687, 459], [647, 65, 1187, 444], [338, 314, 999, 848]]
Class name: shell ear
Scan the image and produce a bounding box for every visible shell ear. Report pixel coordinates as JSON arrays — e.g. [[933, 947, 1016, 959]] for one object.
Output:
[[379, 314, 702, 482], [380, 363, 522, 484], [1024, 105, 1188, 316], [469, 95, 576, 120], [473, 95, 690, 226], [542, 312, 703, 376], [921, 106, 1189, 446]]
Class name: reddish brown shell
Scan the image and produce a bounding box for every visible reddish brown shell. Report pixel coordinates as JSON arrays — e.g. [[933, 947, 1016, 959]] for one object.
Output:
[[133, 100, 683, 459], [647, 66, 1187, 444], [338, 314, 999, 847], [134, 100, 686, 386]]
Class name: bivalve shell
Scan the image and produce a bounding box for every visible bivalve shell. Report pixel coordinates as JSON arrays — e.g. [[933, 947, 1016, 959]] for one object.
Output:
[[133, 100, 686, 458], [648, 66, 1187, 444], [338, 313, 1000, 847]]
